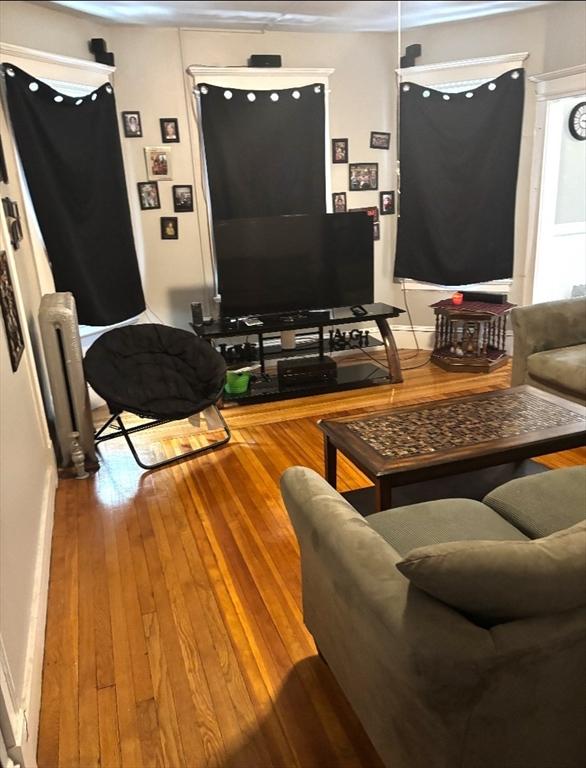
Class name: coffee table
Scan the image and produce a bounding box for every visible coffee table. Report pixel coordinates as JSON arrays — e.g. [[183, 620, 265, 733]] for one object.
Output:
[[318, 385, 586, 512]]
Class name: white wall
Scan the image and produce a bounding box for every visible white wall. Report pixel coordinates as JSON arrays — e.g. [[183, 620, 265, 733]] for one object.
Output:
[[0, 175, 56, 768], [105, 25, 397, 328], [0, 5, 101, 764], [4, 2, 584, 334]]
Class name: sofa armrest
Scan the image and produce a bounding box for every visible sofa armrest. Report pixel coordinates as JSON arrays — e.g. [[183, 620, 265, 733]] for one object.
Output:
[[511, 297, 586, 386], [281, 466, 493, 673]]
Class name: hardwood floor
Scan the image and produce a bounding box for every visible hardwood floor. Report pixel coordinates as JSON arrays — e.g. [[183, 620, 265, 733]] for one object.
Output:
[[38, 352, 586, 768]]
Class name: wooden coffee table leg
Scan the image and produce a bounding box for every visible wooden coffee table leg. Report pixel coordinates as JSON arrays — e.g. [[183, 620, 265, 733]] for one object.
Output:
[[375, 478, 392, 512], [324, 435, 337, 488]]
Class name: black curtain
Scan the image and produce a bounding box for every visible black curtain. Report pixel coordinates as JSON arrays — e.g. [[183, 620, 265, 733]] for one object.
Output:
[[4, 64, 145, 326], [198, 83, 326, 219], [394, 68, 524, 285]]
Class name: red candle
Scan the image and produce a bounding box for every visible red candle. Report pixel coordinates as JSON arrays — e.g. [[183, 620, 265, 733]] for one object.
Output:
[[452, 291, 464, 305]]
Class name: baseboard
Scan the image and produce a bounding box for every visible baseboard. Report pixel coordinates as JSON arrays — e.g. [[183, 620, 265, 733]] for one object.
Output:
[[388, 324, 435, 349], [0, 461, 57, 768]]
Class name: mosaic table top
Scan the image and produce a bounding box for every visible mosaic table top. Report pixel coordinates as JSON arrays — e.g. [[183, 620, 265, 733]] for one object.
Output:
[[345, 390, 585, 461]]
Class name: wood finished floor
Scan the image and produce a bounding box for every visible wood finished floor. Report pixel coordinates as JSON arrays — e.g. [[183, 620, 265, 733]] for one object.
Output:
[[38, 352, 586, 768]]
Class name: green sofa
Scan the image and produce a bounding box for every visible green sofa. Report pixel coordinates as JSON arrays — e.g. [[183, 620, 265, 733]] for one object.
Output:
[[511, 297, 586, 403], [281, 465, 586, 768]]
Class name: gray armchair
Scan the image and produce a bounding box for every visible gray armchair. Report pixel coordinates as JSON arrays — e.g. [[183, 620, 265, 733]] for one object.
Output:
[[281, 465, 586, 768], [511, 297, 586, 403]]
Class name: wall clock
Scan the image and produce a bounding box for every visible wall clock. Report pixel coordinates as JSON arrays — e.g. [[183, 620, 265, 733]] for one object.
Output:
[[568, 101, 586, 141]]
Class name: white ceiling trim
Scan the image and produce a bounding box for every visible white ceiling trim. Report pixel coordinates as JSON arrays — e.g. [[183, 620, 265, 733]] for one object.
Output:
[[395, 51, 529, 77], [187, 66, 335, 78], [0, 42, 115, 75]]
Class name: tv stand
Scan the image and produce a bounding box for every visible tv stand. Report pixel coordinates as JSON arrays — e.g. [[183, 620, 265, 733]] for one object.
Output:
[[192, 302, 405, 403]]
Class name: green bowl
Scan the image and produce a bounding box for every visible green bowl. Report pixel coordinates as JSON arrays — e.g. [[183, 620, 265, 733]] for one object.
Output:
[[225, 371, 251, 395]]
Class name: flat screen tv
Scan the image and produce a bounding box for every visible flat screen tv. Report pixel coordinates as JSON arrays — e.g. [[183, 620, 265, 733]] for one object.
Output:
[[214, 213, 373, 317]]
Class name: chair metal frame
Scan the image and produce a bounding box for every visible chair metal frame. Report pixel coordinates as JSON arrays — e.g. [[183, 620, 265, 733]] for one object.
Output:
[[94, 403, 231, 470]]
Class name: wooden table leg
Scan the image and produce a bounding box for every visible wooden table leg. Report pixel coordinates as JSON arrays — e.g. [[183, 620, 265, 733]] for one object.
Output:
[[324, 435, 337, 488], [375, 478, 392, 512], [375, 317, 403, 384]]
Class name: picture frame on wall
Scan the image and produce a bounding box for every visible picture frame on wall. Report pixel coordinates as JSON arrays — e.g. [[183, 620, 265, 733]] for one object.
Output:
[[161, 216, 178, 240], [137, 181, 161, 210], [145, 146, 173, 181], [121, 111, 142, 138], [380, 190, 395, 215], [332, 138, 348, 164], [349, 162, 378, 191], [172, 185, 193, 212], [160, 118, 180, 143], [332, 192, 347, 213], [370, 131, 391, 150], [0, 249, 25, 372]]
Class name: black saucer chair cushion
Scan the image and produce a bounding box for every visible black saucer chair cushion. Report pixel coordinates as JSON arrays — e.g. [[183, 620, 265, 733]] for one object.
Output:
[[84, 324, 226, 420]]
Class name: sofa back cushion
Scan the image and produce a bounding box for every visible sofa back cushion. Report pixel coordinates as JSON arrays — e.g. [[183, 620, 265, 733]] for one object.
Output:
[[396, 521, 586, 623]]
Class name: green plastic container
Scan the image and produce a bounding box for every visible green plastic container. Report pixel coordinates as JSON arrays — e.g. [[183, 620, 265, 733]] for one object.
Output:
[[224, 370, 251, 395]]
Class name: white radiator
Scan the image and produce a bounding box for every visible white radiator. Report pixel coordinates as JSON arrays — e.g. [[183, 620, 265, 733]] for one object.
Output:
[[38, 292, 97, 467]]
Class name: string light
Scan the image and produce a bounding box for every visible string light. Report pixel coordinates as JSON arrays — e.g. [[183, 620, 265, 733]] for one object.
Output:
[[270, 92, 279, 102], [402, 84, 410, 92], [54, 95, 64, 103], [246, 92, 256, 102], [200, 85, 208, 94], [292, 90, 301, 99], [488, 82, 497, 91], [28, 82, 39, 92], [223, 90, 232, 99], [423, 90, 430, 98]]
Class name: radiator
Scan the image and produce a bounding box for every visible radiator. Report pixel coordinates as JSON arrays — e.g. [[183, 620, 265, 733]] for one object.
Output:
[[39, 292, 97, 467]]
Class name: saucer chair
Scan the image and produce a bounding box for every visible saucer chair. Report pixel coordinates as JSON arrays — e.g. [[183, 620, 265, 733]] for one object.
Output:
[[84, 324, 230, 470]]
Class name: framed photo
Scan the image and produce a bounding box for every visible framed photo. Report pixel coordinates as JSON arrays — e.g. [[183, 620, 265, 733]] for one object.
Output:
[[172, 185, 193, 212], [161, 216, 178, 240], [121, 111, 142, 138], [144, 146, 172, 181], [332, 192, 347, 213], [370, 131, 390, 150], [0, 250, 25, 372], [160, 118, 180, 143], [137, 182, 160, 210], [373, 222, 380, 241], [332, 138, 348, 164], [380, 190, 395, 215], [349, 163, 378, 191]]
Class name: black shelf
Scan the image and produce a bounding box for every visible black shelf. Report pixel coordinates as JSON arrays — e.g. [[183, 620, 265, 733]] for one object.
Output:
[[223, 362, 390, 404], [191, 302, 404, 403]]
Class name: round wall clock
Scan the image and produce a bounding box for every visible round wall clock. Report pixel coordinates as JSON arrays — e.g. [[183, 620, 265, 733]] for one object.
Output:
[[568, 101, 586, 141]]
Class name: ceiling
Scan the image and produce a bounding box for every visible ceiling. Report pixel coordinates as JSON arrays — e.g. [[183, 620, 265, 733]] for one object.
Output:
[[46, 0, 556, 31]]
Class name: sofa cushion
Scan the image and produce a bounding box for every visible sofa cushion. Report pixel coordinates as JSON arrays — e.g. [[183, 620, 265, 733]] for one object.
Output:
[[368, 498, 527, 557], [527, 344, 586, 398], [396, 521, 586, 623], [484, 466, 586, 538]]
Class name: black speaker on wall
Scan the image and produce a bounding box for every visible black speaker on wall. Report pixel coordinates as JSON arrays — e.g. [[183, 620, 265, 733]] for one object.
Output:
[[248, 54, 282, 68], [89, 38, 115, 66]]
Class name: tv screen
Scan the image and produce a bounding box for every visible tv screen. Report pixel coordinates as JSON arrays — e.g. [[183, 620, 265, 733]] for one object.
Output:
[[215, 213, 373, 317]]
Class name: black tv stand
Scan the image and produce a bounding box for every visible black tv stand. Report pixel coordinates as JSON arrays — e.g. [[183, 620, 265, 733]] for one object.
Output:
[[192, 302, 405, 403]]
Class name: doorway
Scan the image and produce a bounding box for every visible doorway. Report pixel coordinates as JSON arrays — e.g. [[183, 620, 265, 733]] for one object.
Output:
[[532, 94, 586, 304]]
